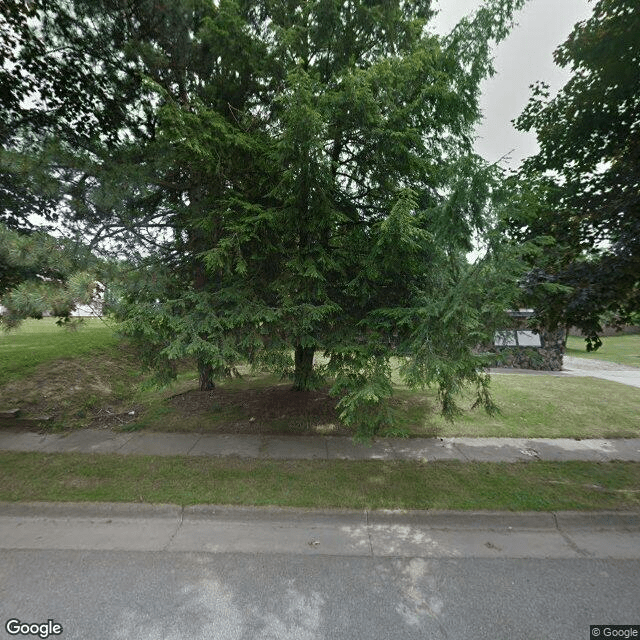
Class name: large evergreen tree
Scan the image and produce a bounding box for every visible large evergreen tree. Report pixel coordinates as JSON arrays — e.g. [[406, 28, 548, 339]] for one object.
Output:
[[2, 0, 525, 435]]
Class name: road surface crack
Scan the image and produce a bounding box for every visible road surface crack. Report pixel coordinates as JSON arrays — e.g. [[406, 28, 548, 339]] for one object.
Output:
[[163, 507, 184, 551], [552, 513, 593, 558], [365, 510, 374, 556]]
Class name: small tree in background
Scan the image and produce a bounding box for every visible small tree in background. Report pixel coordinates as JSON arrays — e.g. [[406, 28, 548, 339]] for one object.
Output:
[[0, 224, 101, 328]]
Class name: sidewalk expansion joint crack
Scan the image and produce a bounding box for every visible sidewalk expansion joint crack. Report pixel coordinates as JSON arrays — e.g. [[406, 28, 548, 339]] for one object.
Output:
[[451, 442, 471, 462], [257, 436, 269, 457], [186, 435, 202, 455], [113, 431, 135, 452]]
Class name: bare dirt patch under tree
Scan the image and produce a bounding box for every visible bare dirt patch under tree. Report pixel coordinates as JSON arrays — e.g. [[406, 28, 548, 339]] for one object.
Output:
[[163, 384, 349, 436]]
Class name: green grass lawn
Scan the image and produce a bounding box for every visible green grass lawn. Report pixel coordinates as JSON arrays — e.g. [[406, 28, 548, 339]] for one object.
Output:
[[1, 319, 638, 439], [0, 318, 139, 427], [566, 333, 640, 367], [133, 371, 640, 440], [0, 317, 119, 382], [1, 322, 638, 512], [0, 452, 638, 511], [417, 375, 640, 439]]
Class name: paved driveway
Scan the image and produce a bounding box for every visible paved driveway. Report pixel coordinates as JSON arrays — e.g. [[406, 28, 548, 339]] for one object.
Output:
[[563, 356, 640, 388]]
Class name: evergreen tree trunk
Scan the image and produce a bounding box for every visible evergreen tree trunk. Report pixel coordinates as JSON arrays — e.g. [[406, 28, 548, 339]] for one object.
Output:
[[198, 359, 215, 391], [293, 345, 315, 391]]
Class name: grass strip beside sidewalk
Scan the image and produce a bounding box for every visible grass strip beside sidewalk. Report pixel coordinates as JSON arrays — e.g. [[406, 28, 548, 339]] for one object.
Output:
[[0, 452, 638, 511]]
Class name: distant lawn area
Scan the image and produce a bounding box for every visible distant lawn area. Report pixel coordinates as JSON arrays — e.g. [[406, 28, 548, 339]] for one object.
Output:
[[566, 333, 640, 368], [0, 317, 119, 382]]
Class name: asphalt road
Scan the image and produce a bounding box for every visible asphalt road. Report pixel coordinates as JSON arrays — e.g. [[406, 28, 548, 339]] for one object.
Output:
[[1, 550, 639, 640], [1, 505, 639, 640]]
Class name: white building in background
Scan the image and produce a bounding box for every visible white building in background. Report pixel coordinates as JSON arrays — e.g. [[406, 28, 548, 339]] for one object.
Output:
[[70, 303, 103, 318], [70, 281, 105, 317], [0, 282, 105, 318]]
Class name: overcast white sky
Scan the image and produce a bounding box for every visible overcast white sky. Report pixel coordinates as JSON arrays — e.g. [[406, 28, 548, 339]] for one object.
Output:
[[432, 0, 593, 169]]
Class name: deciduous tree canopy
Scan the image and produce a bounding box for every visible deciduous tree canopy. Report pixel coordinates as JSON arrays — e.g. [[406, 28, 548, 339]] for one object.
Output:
[[509, 0, 640, 347]]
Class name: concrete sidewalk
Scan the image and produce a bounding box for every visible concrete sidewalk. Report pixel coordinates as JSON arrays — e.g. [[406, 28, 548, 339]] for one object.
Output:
[[1, 502, 639, 558], [1, 427, 640, 462]]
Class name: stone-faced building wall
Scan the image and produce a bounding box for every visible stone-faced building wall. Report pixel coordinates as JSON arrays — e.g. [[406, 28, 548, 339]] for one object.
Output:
[[483, 311, 566, 371], [490, 326, 566, 371]]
